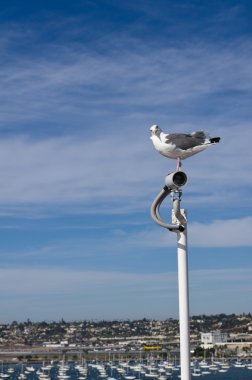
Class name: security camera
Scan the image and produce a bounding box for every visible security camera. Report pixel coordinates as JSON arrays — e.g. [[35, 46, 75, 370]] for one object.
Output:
[[164, 171, 187, 190]]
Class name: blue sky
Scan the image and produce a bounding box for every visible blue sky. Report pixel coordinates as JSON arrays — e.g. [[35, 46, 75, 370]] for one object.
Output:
[[0, 0, 252, 322]]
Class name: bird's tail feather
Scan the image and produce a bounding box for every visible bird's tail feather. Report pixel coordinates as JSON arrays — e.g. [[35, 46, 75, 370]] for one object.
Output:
[[210, 137, 221, 144]]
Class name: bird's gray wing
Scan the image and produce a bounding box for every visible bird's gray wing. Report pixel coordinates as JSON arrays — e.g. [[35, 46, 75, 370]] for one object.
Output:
[[191, 131, 209, 140], [165, 133, 206, 150]]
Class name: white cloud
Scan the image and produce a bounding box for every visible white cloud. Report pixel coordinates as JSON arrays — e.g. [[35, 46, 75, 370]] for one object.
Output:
[[0, 28, 252, 127], [0, 135, 153, 205], [124, 216, 252, 248], [0, 268, 175, 295], [0, 124, 250, 217], [0, 6, 251, 322], [0, 266, 251, 321], [189, 216, 252, 247], [0, 24, 251, 217]]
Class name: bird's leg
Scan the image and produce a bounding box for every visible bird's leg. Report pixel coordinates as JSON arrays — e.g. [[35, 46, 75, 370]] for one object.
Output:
[[176, 158, 182, 171]]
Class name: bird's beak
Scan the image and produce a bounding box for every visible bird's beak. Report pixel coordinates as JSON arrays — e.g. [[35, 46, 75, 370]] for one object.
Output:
[[150, 127, 155, 134]]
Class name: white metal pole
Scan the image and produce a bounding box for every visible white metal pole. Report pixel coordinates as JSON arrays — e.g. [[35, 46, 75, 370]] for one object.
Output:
[[176, 211, 191, 380], [151, 186, 190, 379]]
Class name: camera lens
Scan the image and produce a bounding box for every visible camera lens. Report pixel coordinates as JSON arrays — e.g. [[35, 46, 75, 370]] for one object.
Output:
[[173, 172, 187, 187]]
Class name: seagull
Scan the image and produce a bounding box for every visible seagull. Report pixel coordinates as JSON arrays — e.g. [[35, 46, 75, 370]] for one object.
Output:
[[150, 125, 221, 171]]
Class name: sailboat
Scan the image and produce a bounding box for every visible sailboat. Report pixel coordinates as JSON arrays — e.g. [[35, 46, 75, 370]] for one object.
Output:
[[191, 368, 201, 377], [18, 364, 27, 380]]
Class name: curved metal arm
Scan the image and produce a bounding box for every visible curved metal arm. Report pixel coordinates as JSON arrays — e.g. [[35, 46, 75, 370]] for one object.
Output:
[[151, 186, 185, 232]]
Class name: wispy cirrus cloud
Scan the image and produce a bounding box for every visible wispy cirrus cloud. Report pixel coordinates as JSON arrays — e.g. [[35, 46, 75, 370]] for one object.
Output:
[[1, 215, 250, 273], [1, 2, 252, 322], [0, 24, 252, 129], [0, 24, 251, 216], [0, 124, 250, 216], [0, 22, 251, 215]]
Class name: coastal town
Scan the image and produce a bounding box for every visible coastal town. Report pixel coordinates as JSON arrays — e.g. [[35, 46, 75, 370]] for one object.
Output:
[[0, 314, 251, 362]]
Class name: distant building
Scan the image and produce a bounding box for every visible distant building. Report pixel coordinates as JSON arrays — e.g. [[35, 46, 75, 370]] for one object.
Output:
[[201, 331, 228, 348]]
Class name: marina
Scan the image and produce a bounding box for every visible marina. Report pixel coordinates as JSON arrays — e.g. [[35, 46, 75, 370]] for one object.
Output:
[[0, 360, 252, 380]]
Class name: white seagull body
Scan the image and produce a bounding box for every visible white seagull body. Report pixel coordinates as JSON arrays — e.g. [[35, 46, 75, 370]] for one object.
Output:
[[150, 125, 220, 169]]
